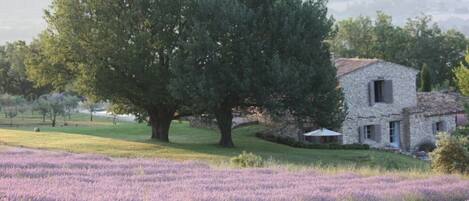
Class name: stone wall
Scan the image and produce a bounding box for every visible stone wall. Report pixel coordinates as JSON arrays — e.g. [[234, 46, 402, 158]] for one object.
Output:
[[338, 62, 419, 119], [339, 62, 418, 148], [341, 114, 404, 148], [407, 113, 457, 151]]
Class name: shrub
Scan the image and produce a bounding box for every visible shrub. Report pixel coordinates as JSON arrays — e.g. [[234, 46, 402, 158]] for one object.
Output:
[[230, 151, 264, 168], [256, 132, 370, 150], [453, 125, 469, 138], [430, 133, 469, 174]]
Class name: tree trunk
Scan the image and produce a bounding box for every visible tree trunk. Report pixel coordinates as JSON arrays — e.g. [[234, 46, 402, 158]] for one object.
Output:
[[148, 107, 176, 142], [42, 114, 46, 123], [149, 113, 160, 139], [90, 111, 93, 122], [215, 105, 234, 148], [52, 113, 56, 127]]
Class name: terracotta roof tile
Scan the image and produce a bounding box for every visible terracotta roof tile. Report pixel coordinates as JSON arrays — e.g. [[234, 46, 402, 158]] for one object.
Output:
[[335, 58, 381, 77], [405, 92, 465, 116]]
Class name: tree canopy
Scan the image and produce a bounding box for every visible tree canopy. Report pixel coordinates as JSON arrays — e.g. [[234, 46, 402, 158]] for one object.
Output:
[[331, 13, 469, 88], [420, 64, 432, 92], [34, 0, 196, 141], [455, 52, 469, 96], [0, 41, 50, 99], [28, 0, 346, 148], [171, 0, 345, 147]]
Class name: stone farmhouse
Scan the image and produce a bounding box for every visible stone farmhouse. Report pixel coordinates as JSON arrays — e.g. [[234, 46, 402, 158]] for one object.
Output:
[[337, 58, 465, 152], [189, 58, 467, 152]]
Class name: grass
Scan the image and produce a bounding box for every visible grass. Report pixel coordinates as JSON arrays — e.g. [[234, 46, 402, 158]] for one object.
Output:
[[0, 113, 430, 172]]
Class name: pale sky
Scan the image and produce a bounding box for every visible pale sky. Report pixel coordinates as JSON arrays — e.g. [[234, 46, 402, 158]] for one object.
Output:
[[0, 0, 468, 45], [0, 0, 51, 45]]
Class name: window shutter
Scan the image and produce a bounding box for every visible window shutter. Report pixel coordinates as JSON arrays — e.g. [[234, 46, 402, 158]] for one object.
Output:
[[373, 125, 382, 142], [368, 81, 375, 106], [384, 80, 394, 104], [358, 126, 364, 143]]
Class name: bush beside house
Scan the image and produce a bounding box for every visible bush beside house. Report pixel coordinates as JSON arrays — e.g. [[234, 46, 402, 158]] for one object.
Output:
[[430, 133, 469, 174]]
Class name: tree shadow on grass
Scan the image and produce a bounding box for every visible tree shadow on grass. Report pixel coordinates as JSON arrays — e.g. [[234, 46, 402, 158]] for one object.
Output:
[[3, 121, 429, 170]]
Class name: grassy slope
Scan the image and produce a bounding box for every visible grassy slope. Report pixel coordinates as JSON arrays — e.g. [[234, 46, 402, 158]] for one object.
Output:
[[0, 114, 429, 171]]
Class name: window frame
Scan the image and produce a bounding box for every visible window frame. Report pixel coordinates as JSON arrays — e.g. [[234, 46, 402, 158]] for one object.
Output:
[[433, 121, 446, 134], [365, 125, 373, 139], [374, 80, 385, 103], [389, 121, 400, 144], [435, 121, 443, 132]]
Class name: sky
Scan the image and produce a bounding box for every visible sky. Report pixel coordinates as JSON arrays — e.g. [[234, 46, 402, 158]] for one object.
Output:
[[0, 0, 469, 45]]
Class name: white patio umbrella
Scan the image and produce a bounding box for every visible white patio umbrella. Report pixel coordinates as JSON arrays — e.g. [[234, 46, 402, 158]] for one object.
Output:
[[303, 128, 342, 137]]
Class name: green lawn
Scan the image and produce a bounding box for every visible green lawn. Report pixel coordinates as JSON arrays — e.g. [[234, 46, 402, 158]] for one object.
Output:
[[0, 113, 429, 172]]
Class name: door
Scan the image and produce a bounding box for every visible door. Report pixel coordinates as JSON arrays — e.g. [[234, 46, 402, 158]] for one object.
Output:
[[389, 121, 401, 148]]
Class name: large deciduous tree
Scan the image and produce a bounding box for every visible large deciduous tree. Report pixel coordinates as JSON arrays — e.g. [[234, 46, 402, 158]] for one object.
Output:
[[34, 0, 193, 141], [172, 0, 345, 147]]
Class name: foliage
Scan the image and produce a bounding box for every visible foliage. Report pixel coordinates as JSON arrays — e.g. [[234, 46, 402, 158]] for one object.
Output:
[[25, 32, 75, 92], [106, 102, 147, 123], [82, 98, 101, 122], [331, 13, 468, 88], [41, 93, 66, 127], [230, 151, 264, 168], [32, 93, 79, 127], [172, 0, 345, 147], [256, 131, 370, 150], [63, 95, 80, 120], [455, 52, 469, 96], [452, 126, 469, 152], [430, 133, 469, 174], [33, 96, 51, 122], [419, 64, 432, 92], [453, 126, 469, 138], [0, 41, 50, 98], [0, 94, 28, 125], [38, 0, 197, 141]]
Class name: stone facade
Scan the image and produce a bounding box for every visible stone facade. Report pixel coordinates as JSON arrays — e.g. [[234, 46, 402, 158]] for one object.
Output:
[[338, 58, 464, 152], [187, 58, 465, 152], [405, 113, 457, 150], [339, 60, 419, 149]]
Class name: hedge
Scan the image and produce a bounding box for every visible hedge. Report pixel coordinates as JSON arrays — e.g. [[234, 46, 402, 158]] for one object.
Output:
[[256, 132, 370, 150]]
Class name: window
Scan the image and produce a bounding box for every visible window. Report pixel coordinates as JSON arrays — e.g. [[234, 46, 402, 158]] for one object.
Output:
[[433, 121, 445, 134], [389, 121, 400, 145], [359, 125, 382, 143], [368, 80, 393, 106], [374, 80, 385, 103], [365, 125, 373, 139]]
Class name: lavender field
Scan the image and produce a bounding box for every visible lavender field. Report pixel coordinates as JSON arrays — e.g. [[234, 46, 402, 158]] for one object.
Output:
[[1, 147, 468, 201]]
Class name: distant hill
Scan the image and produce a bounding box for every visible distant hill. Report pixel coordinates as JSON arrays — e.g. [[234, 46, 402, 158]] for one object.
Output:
[[328, 0, 469, 36]]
